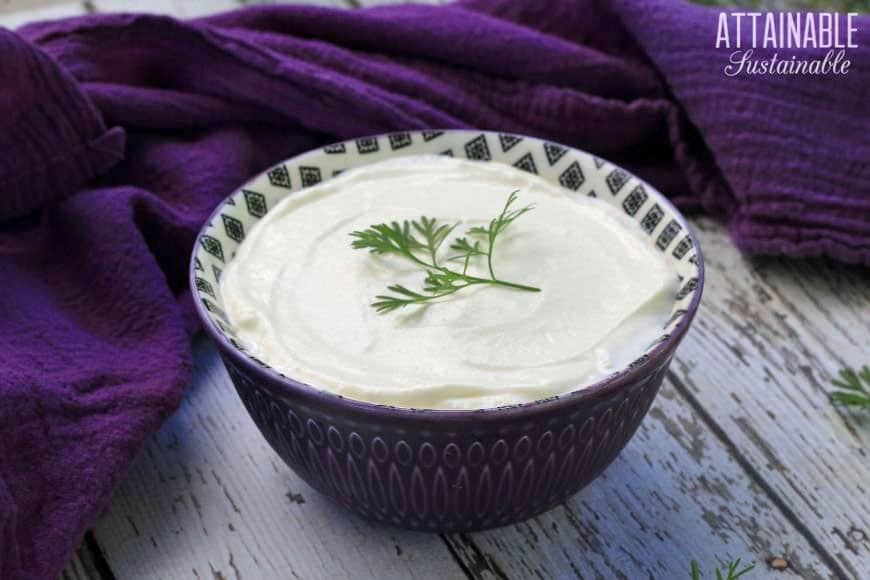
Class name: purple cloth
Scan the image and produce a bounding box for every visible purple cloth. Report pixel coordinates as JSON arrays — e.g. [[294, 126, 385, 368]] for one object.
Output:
[[0, 1, 867, 577]]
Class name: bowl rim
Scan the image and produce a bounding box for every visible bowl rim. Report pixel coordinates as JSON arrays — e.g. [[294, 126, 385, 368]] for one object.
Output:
[[190, 129, 705, 422]]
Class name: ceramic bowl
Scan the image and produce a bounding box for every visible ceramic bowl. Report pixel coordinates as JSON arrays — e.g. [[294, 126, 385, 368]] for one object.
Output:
[[190, 130, 704, 532]]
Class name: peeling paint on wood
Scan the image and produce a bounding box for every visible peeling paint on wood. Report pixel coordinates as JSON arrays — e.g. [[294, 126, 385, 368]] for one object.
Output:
[[671, 217, 870, 579], [0, 0, 855, 573], [51, 187, 870, 579], [446, 376, 835, 579], [90, 339, 466, 580]]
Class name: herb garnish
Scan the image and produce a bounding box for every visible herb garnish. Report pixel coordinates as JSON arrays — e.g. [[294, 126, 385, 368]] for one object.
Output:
[[350, 191, 541, 313], [829, 366, 870, 409], [690, 558, 755, 580]]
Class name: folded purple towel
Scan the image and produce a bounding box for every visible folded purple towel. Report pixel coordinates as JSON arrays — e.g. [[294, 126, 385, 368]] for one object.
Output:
[[0, 1, 867, 577]]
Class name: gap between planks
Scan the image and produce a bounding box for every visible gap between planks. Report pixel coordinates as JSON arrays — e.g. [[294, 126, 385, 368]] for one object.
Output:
[[59, 533, 114, 580], [88, 329, 839, 577], [54, 230, 867, 577], [671, 217, 869, 579], [667, 370, 851, 580], [13, 0, 858, 575], [439, 218, 869, 579]]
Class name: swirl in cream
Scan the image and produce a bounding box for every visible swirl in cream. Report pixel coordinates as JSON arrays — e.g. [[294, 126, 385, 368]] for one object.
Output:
[[221, 156, 678, 410]]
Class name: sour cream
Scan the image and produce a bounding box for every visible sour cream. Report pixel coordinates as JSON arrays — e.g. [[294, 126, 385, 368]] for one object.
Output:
[[221, 156, 677, 410]]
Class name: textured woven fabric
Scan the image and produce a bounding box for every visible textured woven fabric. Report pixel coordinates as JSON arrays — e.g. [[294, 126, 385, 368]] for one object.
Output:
[[0, 1, 867, 578]]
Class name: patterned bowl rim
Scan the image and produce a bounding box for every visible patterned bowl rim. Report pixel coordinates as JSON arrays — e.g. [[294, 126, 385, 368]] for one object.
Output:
[[190, 130, 705, 421]]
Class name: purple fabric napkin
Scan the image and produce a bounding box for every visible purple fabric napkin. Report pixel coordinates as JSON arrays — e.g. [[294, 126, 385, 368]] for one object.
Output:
[[0, 1, 867, 577]]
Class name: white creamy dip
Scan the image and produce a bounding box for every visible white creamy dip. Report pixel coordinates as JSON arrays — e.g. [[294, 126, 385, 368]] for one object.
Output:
[[221, 155, 678, 410]]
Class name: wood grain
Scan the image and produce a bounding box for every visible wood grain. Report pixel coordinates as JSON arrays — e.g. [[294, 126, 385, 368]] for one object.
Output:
[[0, 0, 853, 577], [59, 550, 98, 580], [0, 0, 85, 28], [58, 533, 112, 580], [0, 0, 351, 28], [91, 332, 838, 578], [670, 217, 870, 579], [91, 339, 468, 580], [59, 553, 97, 580], [447, 377, 836, 579], [81, 217, 866, 579]]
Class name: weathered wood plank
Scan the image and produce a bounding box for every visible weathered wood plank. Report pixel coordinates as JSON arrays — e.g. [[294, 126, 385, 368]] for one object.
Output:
[[59, 555, 96, 580], [4, 0, 865, 577], [353, 0, 450, 6], [667, 217, 870, 579], [0, 0, 86, 28], [233, 0, 354, 17], [92, 335, 837, 579], [88, 0, 184, 16], [0, 0, 352, 26], [90, 0, 349, 19], [85, 205, 859, 580], [446, 373, 835, 579], [59, 550, 97, 580], [92, 339, 467, 580], [58, 533, 111, 580]]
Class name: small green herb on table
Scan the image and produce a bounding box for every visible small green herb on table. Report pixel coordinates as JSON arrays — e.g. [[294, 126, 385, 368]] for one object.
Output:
[[690, 558, 755, 579], [830, 366, 870, 409]]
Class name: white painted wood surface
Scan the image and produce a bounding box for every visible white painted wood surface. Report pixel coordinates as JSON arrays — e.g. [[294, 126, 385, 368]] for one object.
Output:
[[0, 0, 88, 28], [0, 0, 351, 27], [0, 1, 867, 579], [92, 335, 833, 579], [95, 339, 467, 580], [85, 217, 870, 580], [670, 218, 870, 580]]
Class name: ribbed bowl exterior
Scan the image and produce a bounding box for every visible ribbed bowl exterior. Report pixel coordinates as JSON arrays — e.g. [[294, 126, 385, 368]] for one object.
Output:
[[220, 348, 673, 532]]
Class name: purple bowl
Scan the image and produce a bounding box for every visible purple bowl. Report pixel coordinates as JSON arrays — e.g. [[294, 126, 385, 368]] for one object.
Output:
[[190, 130, 704, 532]]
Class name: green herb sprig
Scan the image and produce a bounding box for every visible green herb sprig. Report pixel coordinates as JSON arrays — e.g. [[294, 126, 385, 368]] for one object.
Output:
[[830, 366, 870, 409], [690, 558, 754, 580], [349, 192, 540, 313]]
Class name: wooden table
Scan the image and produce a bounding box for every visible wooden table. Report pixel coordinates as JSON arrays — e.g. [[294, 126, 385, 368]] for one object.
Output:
[[3, 1, 868, 578]]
